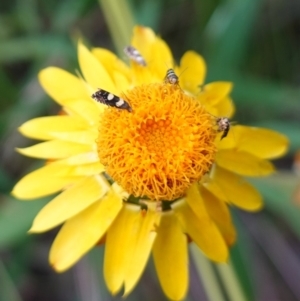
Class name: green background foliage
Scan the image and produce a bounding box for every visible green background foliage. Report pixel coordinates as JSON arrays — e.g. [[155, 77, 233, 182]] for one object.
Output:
[[1, 0, 300, 300]]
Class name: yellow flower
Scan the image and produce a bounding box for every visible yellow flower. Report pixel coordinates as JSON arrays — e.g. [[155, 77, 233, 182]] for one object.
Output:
[[12, 26, 288, 300]]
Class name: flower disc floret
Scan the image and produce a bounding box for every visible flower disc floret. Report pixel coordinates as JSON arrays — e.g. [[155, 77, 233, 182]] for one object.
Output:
[[97, 83, 217, 201]]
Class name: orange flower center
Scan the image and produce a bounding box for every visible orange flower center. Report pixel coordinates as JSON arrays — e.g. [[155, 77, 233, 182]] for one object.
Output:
[[97, 83, 217, 201]]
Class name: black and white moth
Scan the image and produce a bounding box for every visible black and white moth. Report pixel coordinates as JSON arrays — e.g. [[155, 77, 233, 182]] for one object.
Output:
[[164, 68, 179, 85], [123, 45, 147, 66], [92, 89, 132, 112], [216, 117, 230, 140]]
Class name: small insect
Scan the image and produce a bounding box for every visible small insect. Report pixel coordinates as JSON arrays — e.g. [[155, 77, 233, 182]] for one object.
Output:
[[216, 117, 230, 140], [92, 89, 132, 112], [123, 45, 147, 66], [164, 68, 179, 85]]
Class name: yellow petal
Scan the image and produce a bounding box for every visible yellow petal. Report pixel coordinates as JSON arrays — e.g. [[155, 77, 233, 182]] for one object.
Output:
[[212, 166, 263, 211], [63, 98, 102, 126], [38, 67, 89, 105], [179, 51, 206, 94], [131, 26, 156, 63], [212, 96, 235, 118], [113, 71, 131, 92], [78, 43, 117, 94], [172, 197, 228, 262], [111, 182, 130, 200], [215, 125, 237, 150], [130, 66, 155, 86], [30, 175, 110, 232], [50, 130, 97, 145], [204, 96, 235, 118], [17, 140, 93, 159], [197, 82, 234, 118], [92, 48, 131, 81], [19, 116, 89, 140], [131, 26, 173, 78], [233, 126, 288, 159], [203, 179, 227, 202], [123, 209, 161, 296], [153, 212, 188, 301], [71, 162, 105, 176], [104, 204, 140, 294], [12, 162, 80, 199], [186, 182, 234, 244], [200, 186, 236, 246], [184, 182, 210, 219], [198, 82, 233, 106], [50, 190, 122, 272], [60, 152, 99, 165], [216, 149, 275, 176], [148, 37, 173, 78]]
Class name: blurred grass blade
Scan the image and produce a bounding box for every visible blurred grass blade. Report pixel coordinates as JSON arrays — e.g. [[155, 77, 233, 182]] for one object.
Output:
[[15, 0, 41, 34], [230, 216, 255, 301], [0, 260, 23, 301], [132, 0, 162, 30], [0, 36, 74, 63], [53, 0, 88, 32], [0, 167, 13, 193], [240, 211, 300, 299], [250, 174, 300, 238], [190, 243, 226, 301], [230, 73, 300, 116], [205, 0, 261, 69], [0, 196, 49, 248], [216, 260, 248, 301], [98, 0, 135, 55]]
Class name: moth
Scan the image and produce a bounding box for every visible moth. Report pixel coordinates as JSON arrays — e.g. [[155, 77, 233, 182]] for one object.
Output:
[[164, 68, 179, 85], [123, 45, 147, 66], [92, 89, 132, 112], [216, 117, 230, 140]]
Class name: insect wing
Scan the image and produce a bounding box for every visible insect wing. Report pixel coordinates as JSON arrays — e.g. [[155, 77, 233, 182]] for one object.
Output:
[[124, 46, 147, 66], [220, 126, 229, 139], [92, 89, 132, 112]]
